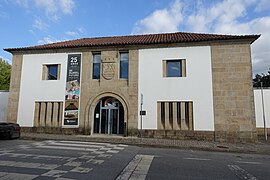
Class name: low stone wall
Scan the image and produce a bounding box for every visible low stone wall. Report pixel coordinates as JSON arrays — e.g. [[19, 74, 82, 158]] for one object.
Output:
[[257, 128, 270, 141], [21, 127, 86, 135], [21, 127, 261, 143], [138, 130, 215, 141]]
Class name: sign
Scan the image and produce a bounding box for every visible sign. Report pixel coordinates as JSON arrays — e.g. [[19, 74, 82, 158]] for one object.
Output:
[[140, 110, 146, 116], [64, 54, 81, 126]]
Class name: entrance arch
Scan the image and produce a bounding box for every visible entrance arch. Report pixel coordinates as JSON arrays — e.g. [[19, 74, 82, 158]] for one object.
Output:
[[93, 97, 124, 134]]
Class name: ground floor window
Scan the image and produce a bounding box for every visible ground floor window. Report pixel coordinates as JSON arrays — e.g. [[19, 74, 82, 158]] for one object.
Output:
[[33, 101, 63, 127], [93, 97, 124, 135], [157, 101, 193, 130]]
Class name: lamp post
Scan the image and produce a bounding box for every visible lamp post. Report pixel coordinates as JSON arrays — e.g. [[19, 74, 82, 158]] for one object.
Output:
[[260, 81, 267, 141]]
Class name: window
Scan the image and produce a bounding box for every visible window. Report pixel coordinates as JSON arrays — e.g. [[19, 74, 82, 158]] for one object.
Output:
[[43, 64, 60, 80], [157, 101, 193, 130], [163, 59, 186, 77], [120, 52, 129, 79], [93, 53, 101, 79]]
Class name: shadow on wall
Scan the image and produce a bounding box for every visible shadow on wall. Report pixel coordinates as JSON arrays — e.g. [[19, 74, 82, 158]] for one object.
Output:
[[0, 90, 9, 122]]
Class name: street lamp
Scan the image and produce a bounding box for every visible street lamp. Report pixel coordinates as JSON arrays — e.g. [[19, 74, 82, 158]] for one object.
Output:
[[260, 81, 267, 141]]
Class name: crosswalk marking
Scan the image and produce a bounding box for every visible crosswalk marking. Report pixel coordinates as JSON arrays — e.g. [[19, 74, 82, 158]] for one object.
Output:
[[0, 160, 59, 170], [228, 165, 258, 180], [183, 157, 211, 161], [36, 145, 99, 152], [116, 154, 154, 180], [0, 140, 128, 180], [0, 172, 38, 180]]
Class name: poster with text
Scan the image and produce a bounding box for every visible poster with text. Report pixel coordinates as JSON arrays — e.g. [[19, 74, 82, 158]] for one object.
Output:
[[64, 54, 81, 126]]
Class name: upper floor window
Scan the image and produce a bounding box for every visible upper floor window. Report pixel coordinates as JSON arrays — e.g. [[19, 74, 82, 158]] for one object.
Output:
[[43, 64, 60, 80], [92, 53, 101, 79], [163, 59, 186, 77], [120, 52, 129, 79]]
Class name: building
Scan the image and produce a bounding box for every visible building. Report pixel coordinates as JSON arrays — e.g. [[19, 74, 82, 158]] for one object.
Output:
[[4, 32, 260, 142]]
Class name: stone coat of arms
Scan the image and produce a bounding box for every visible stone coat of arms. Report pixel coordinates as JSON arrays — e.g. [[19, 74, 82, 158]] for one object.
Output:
[[102, 62, 115, 80]]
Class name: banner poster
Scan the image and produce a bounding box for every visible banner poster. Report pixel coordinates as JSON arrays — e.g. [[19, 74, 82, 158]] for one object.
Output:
[[64, 54, 81, 126]]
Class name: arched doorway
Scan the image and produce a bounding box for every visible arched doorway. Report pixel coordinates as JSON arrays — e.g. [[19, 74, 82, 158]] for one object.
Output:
[[93, 97, 124, 134]]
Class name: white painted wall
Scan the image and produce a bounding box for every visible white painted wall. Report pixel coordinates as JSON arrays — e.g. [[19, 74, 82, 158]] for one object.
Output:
[[0, 91, 9, 122], [254, 89, 270, 128], [138, 46, 214, 131], [17, 53, 68, 127]]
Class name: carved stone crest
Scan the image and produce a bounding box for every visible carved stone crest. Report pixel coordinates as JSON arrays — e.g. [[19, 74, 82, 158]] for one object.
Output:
[[102, 62, 115, 80]]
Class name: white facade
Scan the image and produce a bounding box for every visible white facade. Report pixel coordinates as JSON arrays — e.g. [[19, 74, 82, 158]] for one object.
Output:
[[17, 53, 68, 127], [138, 46, 215, 131], [0, 91, 9, 122], [254, 89, 270, 128]]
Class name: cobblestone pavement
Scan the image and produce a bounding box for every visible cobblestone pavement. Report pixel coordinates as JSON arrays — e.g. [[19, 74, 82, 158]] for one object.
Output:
[[21, 132, 270, 155]]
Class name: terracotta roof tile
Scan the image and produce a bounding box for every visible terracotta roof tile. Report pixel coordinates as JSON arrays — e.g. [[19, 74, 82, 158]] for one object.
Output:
[[4, 32, 260, 52]]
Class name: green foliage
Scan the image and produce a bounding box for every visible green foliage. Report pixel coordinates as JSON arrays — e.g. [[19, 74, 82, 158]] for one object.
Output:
[[253, 68, 270, 87], [0, 58, 11, 90]]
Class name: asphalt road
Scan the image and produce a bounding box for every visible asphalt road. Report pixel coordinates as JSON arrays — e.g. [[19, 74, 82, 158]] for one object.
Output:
[[0, 139, 269, 180]]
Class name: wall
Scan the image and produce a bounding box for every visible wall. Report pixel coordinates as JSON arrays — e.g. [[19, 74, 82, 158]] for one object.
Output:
[[7, 54, 23, 123], [0, 91, 9, 122], [254, 89, 270, 128], [17, 53, 68, 127], [211, 43, 257, 142], [138, 46, 215, 131]]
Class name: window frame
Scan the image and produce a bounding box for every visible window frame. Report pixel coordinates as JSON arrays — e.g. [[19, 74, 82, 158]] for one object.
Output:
[[92, 52, 101, 80], [119, 51, 129, 79], [163, 59, 186, 78], [42, 64, 60, 80]]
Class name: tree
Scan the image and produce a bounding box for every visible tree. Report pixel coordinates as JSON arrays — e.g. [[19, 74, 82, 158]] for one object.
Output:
[[253, 68, 270, 87], [0, 58, 12, 90]]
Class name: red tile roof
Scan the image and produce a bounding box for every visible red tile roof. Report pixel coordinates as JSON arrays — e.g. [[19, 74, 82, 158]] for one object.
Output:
[[4, 32, 260, 53]]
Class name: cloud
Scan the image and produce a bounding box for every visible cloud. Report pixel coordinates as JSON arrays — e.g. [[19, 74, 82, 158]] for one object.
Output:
[[132, 0, 183, 34], [33, 17, 49, 31], [11, 0, 29, 8], [65, 27, 86, 37], [59, 0, 75, 15], [34, 0, 75, 19], [255, 0, 270, 12], [65, 31, 78, 36], [37, 36, 67, 45], [132, 0, 270, 75], [8, 0, 75, 20]]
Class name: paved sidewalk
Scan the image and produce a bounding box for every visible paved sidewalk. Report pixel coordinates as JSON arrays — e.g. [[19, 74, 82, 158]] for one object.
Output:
[[20, 132, 270, 155]]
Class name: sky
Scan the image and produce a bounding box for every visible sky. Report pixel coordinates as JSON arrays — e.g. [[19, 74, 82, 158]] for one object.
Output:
[[0, 0, 270, 75]]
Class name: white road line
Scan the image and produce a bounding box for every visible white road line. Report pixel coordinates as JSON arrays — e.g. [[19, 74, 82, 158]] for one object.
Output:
[[36, 145, 98, 152], [57, 141, 112, 146], [0, 172, 38, 180], [1, 152, 70, 160], [48, 142, 105, 148], [235, 161, 263, 165], [183, 157, 211, 161], [228, 165, 258, 180], [116, 154, 154, 180], [0, 160, 59, 170]]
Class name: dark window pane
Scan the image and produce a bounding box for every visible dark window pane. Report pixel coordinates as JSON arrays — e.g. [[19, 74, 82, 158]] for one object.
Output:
[[93, 63, 100, 79], [161, 102, 165, 125], [169, 102, 173, 126], [120, 52, 128, 79], [93, 54, 101, 79], [47, 65, 58, 80], [167, 61, 181, 77], [120, 61, 128, 79]]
